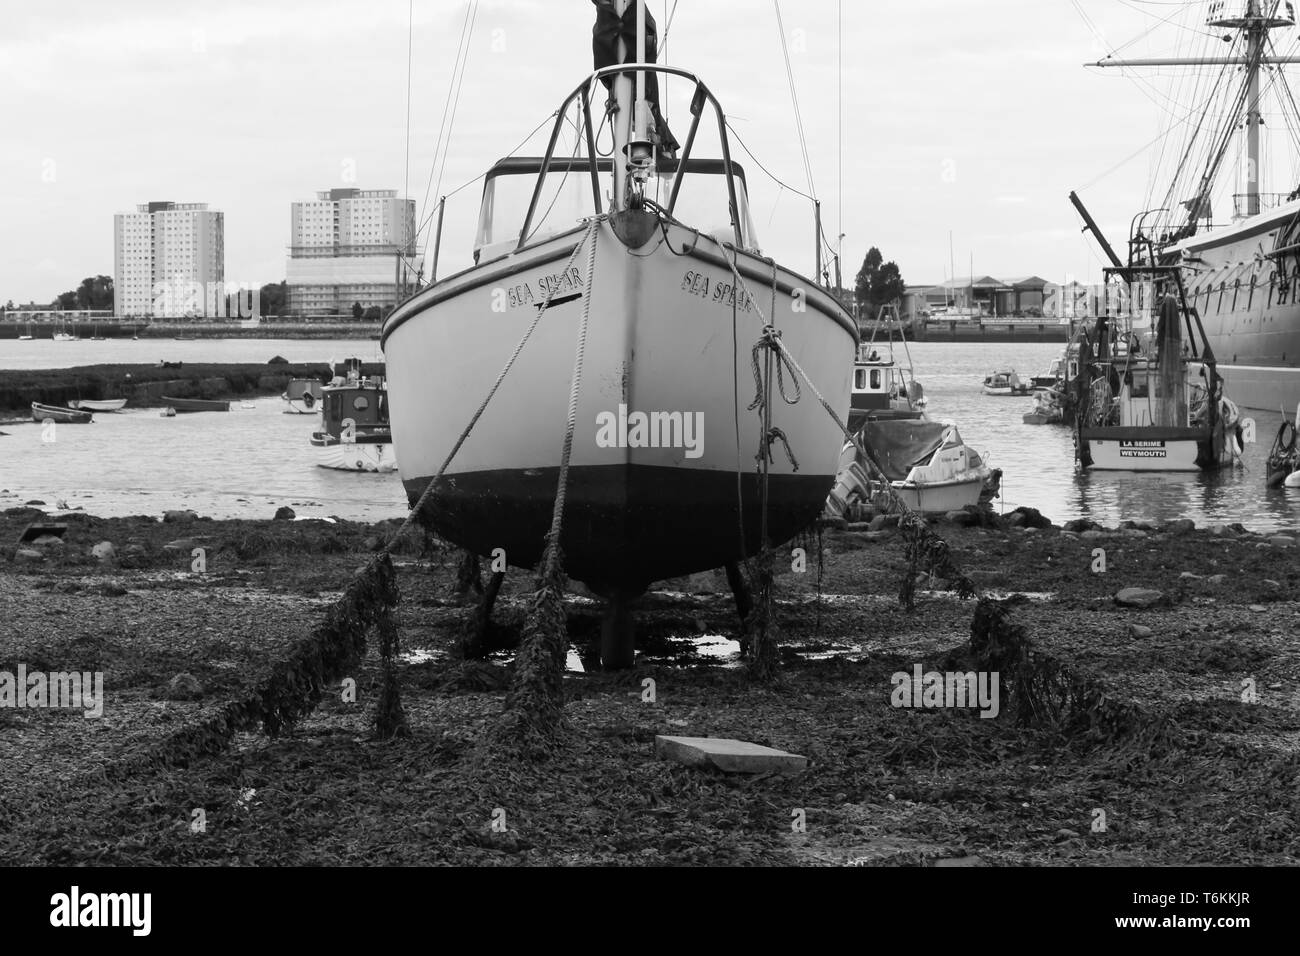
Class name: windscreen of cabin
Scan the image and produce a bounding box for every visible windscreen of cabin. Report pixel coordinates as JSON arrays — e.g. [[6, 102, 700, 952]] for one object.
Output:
[[476, 169, 597, 256], [656, 167, 758, 251]]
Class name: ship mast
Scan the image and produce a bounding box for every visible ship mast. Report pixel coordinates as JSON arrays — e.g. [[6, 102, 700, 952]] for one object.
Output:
[[1089, 1, 1300, 224]]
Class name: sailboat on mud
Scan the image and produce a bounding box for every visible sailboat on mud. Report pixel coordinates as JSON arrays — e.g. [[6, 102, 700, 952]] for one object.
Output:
[[382, 0, 856, 667]]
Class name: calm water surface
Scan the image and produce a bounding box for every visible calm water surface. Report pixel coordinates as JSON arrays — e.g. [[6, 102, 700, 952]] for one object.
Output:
[[2, 338, 1298, 531]]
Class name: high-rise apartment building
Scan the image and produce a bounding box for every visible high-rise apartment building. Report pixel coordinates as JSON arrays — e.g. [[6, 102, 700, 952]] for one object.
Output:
[[113, 201, 224, 317], [285, 188, 418, 315]]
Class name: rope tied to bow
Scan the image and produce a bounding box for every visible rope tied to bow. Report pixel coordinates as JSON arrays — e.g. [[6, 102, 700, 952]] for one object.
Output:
[[497, 217, 601, 746]]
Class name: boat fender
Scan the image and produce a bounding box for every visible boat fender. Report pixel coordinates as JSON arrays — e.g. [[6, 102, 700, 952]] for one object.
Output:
[[302, 391, 316, 409]]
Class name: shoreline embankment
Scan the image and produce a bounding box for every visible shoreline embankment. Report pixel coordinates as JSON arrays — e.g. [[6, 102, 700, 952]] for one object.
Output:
[[0, 361, 385, 417]]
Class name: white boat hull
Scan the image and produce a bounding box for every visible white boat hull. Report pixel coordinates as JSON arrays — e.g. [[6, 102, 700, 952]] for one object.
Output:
[[72, 399, 128, 412], [892, 476, 983, 513], [314, 438, 397, 473], [382, 217, 855, 591], [1084, 437, 1205, 471]]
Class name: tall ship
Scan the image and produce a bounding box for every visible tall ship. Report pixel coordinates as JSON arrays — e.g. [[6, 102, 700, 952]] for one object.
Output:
[[1082, 1, 1300, 411]]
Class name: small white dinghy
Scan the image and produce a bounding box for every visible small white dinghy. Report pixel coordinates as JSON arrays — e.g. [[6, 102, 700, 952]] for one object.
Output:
[[70, 399, 128, 413], [859, 419, 992, 513]]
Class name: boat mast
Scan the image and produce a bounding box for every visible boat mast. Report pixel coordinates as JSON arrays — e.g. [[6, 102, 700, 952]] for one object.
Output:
[[1088, 1, 1300, 223], [611, 0, 654, 213]]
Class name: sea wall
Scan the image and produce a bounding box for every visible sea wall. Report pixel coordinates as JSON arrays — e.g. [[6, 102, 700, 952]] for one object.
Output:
[[0, 362, 385, 414]]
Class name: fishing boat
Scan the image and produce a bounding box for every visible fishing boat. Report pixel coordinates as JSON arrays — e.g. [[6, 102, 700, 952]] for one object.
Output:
[[309, 364, 396, 473], [981, 370, 1030, 396], [70, 398, 128, 412], [52, 332, 77, 342], [1073, 273, 1244, 471], [858, 419, 994, 513], [18, 322, 34, 341], [382, 0, 856, 665], [32, 402, 92, 424], [282, 378, 324, 415], [159, 396, 230, 413], [848, 304, 926, 432], [1081, 1, 1300, 412]]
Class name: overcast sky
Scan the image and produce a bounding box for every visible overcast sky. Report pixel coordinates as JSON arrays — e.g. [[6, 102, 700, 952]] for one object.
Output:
[[1, 0, 1293, 303]]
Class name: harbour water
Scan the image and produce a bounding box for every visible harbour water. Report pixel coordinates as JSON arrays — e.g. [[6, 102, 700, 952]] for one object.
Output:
[[2, 339, 1298, 531]]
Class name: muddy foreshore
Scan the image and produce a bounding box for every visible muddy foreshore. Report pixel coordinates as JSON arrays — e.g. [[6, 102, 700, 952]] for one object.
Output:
[[0, 504, 1297, 866], [0, 362, 385, 417]]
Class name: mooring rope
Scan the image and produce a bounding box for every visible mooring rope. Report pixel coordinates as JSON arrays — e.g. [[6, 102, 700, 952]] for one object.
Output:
[[542, 219, 599, 573], [497, 216, 602, 738], [708, 236, 971, 608]]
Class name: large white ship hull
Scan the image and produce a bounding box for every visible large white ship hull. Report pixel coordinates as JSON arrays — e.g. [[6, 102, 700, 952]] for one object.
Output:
[[1171, 201, 1300, 411], [381, 218, 855, 594]]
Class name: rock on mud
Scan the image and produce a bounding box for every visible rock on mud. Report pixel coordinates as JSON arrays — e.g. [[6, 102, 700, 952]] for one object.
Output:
[[1115, 587, 1165, 609]]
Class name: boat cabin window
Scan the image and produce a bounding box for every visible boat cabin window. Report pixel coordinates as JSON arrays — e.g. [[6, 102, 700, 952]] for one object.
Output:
[[870, 369, 882, 390], [353, 395, 370, 412], [474, 158, 757, 263], [854, 368, 867, 390]]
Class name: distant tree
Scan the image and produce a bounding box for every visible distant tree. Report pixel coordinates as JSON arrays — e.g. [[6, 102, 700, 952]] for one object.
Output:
[[853, 247, 906, 318], [3, 299, 13, 312], [363, 306, 382, 322], [853, 248, 883, 314], [258, 281, 288, 317], [872, 262, 906, 310], [55, 290, 78, 310], [352, 301, 364, 320], [75, 275, 114, 310]]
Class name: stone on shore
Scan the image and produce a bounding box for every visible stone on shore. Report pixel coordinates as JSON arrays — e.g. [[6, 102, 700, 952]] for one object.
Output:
[[1164, 518, 1195, 535], [1115, 587, 1165, 609], [1080, 530, 1106, 541], [163, 510, 198, 524], [162, 537, 199, 552], [163, 673, 203, 700], [274, 505, 296, 521], [1268, 535, 1296, 548], [14, 548, 44, 564], [1128, 624, 1153, 638], [29, 535, 64, 547], [868, 514, 889, 532], [655, 735, 807, 774], [91, 541, 116, 562]]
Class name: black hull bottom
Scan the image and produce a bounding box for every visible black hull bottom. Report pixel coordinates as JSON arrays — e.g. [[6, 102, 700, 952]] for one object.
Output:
[[403, 464, 835, 594]]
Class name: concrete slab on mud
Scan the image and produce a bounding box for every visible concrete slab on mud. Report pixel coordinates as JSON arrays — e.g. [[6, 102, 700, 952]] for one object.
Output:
[[654, 735, 807, 774]]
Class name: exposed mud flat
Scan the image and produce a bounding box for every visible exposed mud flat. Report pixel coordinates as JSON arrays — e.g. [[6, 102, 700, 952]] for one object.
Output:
[[0, 507, 1296, 865]]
